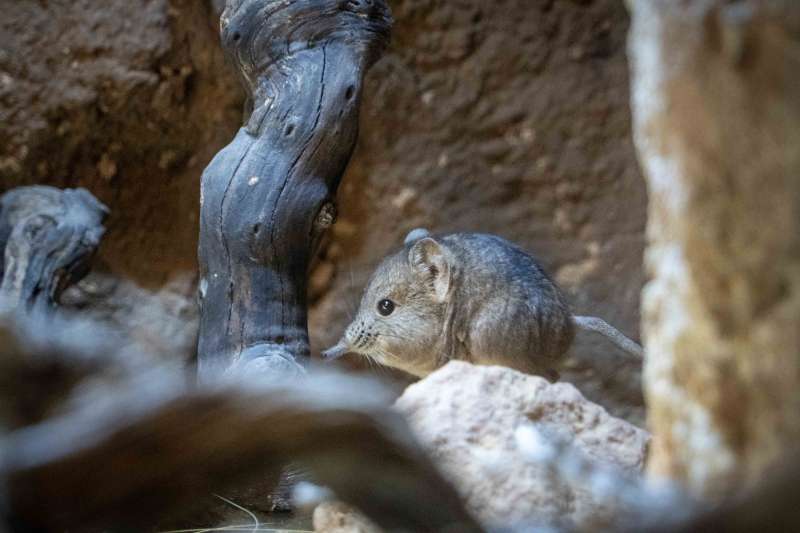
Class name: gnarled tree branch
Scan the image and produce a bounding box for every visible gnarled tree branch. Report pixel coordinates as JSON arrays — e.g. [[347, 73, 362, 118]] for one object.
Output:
[[197, 0, 392, 380], [0, 186, 108, 317]]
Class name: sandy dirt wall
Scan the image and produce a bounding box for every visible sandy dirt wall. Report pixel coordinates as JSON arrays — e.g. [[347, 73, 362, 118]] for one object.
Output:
[[0, 0, 646, 422]]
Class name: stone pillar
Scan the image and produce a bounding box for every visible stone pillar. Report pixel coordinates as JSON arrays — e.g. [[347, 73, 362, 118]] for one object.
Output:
[[629, 0, 800, 498]]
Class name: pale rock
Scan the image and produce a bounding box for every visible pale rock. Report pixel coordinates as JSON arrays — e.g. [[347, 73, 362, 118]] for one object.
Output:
[[313, 501, 383, 533], [393, 361, 650, 530]]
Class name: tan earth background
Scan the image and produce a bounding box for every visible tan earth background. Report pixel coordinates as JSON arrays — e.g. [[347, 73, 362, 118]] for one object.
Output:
[[0, 0, 647, 424]]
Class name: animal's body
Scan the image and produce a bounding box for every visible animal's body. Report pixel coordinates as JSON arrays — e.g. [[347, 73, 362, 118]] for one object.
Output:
[[322, 229, 642, 379]]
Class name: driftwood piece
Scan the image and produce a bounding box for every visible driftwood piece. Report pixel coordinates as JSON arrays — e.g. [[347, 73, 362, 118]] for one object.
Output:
[[0, 186, 108, 317], [0, 317, 140, 430], [197, 0, 392, 380], [0, 321, 480, 533]]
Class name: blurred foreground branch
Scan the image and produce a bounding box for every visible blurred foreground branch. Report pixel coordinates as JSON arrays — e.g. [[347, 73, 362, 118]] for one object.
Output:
[[0, 319, 480, 532]]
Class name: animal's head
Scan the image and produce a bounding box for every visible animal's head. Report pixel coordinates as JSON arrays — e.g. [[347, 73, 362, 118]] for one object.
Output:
[[321, 228, 452, 377]]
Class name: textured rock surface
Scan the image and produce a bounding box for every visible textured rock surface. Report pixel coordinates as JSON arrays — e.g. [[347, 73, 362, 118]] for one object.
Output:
[[394, 361, 650, 529], [0, 0, 241, 286], [0, 0, 646, 421], [629, 0, 800, 499], [314, 502, 382, 533]]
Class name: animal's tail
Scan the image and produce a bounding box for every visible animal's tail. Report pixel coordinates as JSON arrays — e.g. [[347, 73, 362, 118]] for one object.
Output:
[[572, 315, 644, 358]]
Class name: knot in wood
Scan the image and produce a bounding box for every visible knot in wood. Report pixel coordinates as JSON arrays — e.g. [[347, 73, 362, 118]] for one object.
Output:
[[315, 202, 338, 231]]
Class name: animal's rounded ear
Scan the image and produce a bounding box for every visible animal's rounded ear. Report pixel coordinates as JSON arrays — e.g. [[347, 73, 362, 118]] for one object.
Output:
[[404, 228, 431, 246], [408, 237, 450, 302]]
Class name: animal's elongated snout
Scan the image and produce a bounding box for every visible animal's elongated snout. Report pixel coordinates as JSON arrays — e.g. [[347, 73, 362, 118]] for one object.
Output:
[[321, 340, 350, 361]]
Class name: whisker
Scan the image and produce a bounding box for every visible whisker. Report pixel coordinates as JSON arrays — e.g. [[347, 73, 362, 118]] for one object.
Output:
[[213, 494, 259, 533], [371, 349, 395, 378]]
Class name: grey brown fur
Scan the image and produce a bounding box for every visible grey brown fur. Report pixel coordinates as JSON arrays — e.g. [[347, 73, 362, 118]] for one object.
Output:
[[323, 229, 642, 379]]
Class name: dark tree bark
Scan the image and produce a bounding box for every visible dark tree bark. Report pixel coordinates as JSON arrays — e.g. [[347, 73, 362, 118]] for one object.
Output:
[[197, 0, 392, 380], [0, 186, 108, 317]]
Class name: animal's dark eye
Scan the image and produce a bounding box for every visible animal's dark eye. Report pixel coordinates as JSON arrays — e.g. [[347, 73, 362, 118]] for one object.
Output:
[[377, 298, 395, 316]]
